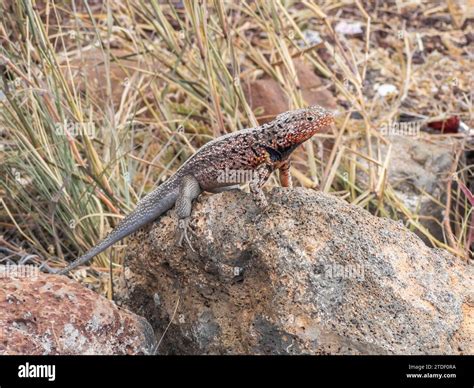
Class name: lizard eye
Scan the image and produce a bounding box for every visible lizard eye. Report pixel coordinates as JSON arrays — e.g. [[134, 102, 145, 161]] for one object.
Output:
[[307, 116, 314, 122]]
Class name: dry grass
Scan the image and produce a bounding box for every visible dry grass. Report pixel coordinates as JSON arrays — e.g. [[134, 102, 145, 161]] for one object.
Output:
[[0, 0, 472, 294]]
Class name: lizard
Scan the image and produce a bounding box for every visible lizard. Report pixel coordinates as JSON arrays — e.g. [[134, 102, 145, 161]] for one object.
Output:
[[44, 105, 334, 275]]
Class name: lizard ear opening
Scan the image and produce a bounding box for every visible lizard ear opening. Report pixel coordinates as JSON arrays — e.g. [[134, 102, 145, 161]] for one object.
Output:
[[307, 116, 314, 122]]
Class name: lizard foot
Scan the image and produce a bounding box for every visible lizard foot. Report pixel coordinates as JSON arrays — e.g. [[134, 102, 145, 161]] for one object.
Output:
[[176, 217, 196, 252], [252, 191, 268, 210]]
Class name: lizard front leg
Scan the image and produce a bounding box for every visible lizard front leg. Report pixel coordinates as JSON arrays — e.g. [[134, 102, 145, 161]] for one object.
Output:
[[175, 174, 201, 250], [249, 163, 272, 209], [278, 160, 292, 188]]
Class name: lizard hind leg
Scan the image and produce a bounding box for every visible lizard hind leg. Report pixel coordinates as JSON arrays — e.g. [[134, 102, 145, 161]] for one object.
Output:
[[175, 174, 202, 251]]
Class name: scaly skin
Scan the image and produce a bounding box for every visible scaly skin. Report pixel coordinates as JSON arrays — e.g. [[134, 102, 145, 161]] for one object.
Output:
[[47, 105, 334, 275]]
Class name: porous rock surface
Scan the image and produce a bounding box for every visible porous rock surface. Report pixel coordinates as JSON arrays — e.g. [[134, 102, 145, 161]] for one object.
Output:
[[120, 188, 473, 355]]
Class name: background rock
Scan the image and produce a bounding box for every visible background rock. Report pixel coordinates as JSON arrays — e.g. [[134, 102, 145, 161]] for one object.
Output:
[[64, 48, 147, 108], [243, 58, 337, 124], [0, 271, 156, 355], [359, 135, 461, 245], [119, 188, 473, 355]]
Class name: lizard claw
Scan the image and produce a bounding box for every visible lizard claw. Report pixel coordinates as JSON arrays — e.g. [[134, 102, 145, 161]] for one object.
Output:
[[252, 190, 268, 210], [176, 217, 196, 252]]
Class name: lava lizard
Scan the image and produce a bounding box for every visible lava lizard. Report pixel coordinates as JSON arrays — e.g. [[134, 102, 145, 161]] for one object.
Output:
[[45, 105, 334, 275]]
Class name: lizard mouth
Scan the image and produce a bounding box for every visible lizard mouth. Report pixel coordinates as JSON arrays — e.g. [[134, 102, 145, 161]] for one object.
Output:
[[326, 114, 336, 125]]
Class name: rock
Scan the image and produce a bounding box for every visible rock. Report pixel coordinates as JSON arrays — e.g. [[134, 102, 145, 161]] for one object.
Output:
[[0, 270, 156, 355], [335, 21, 364, 37], [359, 135, 460, 245], [244, 58, 337, 124], [243, 77, 288, 124], [119, 188, 473, 355]]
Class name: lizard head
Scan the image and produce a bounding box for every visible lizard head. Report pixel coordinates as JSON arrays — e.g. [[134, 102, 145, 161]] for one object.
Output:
[[273, 105, 335, 148]]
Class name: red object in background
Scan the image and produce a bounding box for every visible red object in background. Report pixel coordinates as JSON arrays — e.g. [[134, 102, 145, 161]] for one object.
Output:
[[428, 116, 460, 133]]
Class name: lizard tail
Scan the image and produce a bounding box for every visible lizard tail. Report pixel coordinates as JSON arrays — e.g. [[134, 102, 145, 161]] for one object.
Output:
[[50, 183, 179, 275]]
